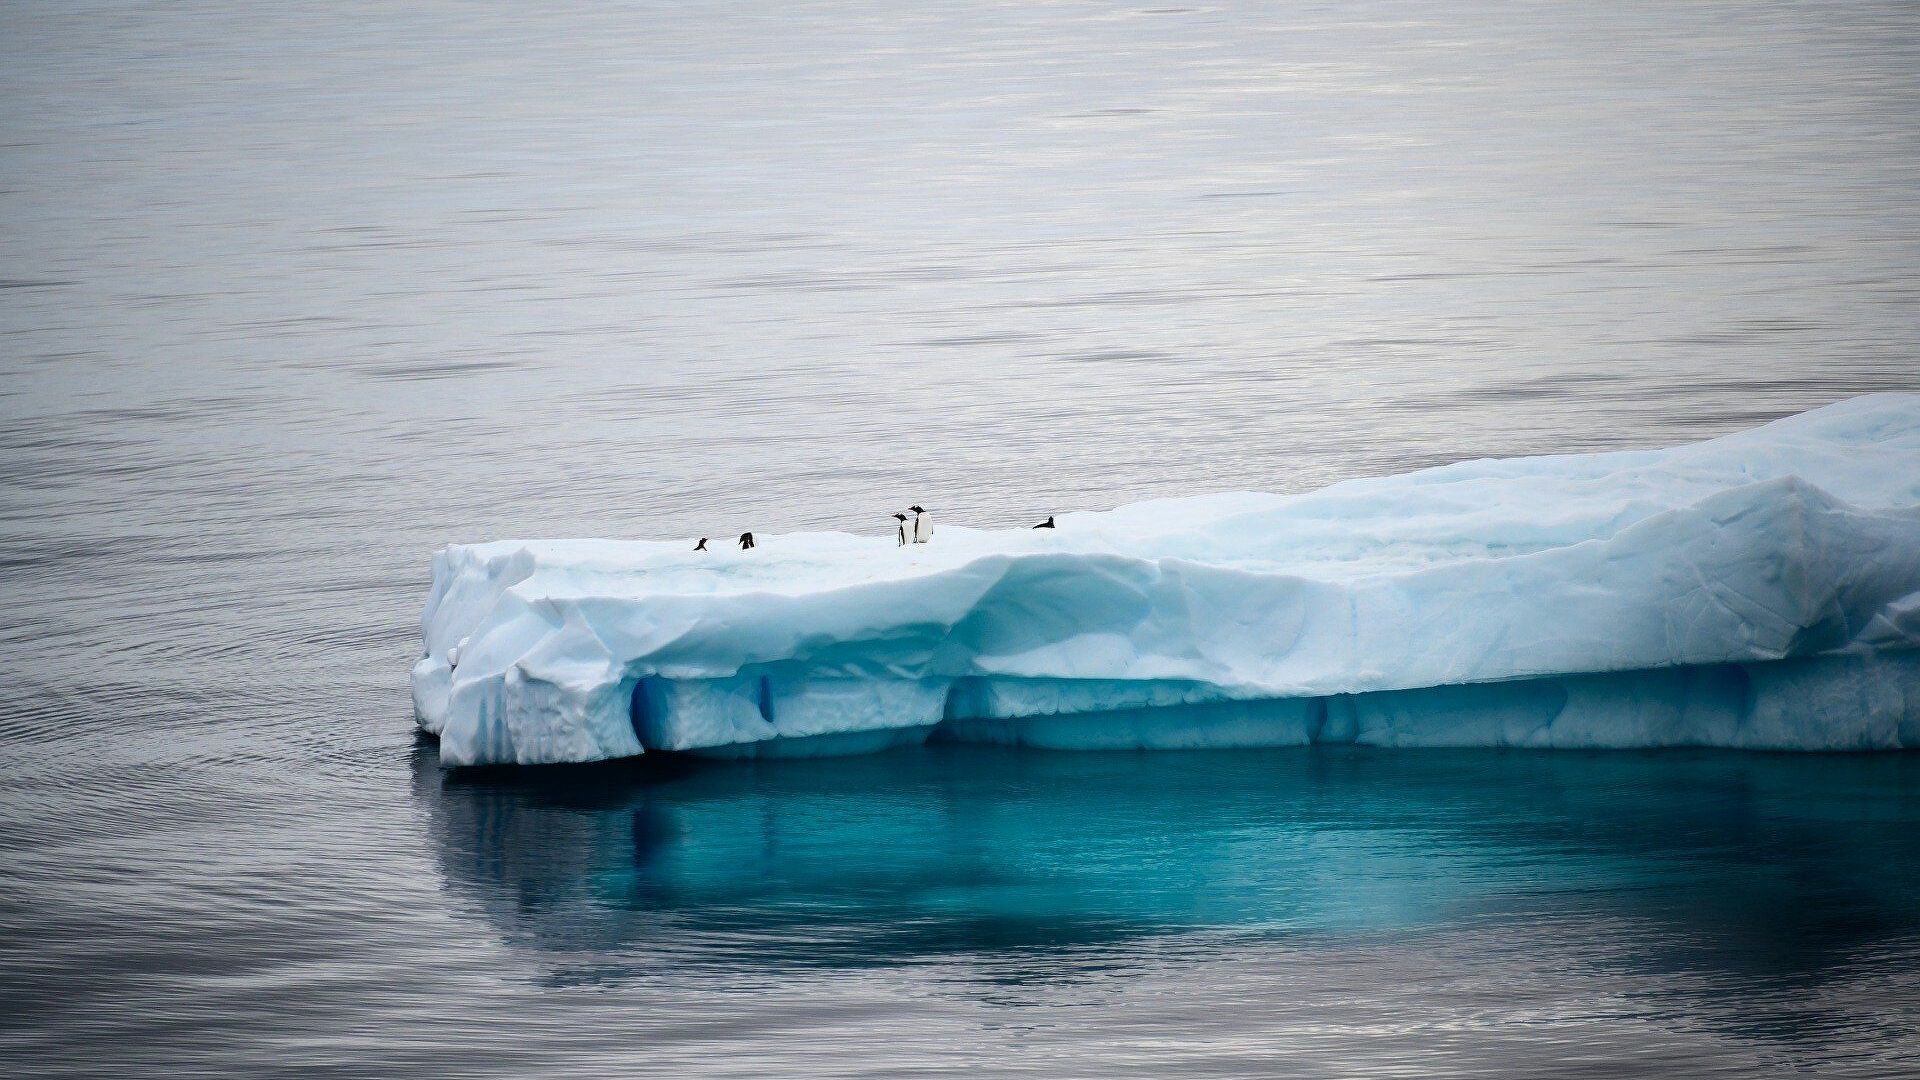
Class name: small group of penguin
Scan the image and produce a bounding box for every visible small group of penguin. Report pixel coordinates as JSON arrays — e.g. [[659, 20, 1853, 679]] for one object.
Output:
[[693, 508, 1054, 554], [892, 505, 931, 546]]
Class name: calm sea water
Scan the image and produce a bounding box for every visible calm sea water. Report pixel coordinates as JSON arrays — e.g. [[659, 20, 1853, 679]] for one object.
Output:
[[4, 2, 1919, 1076]]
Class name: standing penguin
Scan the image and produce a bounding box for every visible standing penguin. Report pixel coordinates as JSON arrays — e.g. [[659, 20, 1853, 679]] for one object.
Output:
[[892, 513, 909, 547], [738, 532, 755, 550], [909, 505, 932, 544], [694, 537, 708, 551], [1033, 516, 1055, 529]]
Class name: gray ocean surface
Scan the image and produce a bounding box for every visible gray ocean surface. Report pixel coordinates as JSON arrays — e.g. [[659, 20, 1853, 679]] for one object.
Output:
[[4, 2, 1920, 1076]]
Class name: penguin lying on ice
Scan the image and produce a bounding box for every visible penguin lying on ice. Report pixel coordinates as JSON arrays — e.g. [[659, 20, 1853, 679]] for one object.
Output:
[[1033, 516, 1055, 529]]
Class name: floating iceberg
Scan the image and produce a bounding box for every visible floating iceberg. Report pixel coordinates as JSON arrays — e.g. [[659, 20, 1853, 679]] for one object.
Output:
[[413, 395, 1920, 766]]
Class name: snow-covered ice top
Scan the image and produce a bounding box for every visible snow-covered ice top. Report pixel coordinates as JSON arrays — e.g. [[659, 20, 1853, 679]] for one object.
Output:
[[413, 395, 1920, 766]]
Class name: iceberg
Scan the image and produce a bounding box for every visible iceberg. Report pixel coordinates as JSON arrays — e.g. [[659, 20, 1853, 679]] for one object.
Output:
[[413, 395, 1920, 766]]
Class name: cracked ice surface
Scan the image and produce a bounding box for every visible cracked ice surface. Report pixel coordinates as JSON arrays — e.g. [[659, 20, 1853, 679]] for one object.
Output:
[[413, 394, 1920, 766]]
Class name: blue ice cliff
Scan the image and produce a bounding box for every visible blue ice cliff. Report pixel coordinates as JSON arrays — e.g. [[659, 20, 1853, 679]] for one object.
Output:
[[413, 395, 1920, 766]]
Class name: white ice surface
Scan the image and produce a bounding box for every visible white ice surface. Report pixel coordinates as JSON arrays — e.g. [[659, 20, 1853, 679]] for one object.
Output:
[[413, 394, 1920, 765]]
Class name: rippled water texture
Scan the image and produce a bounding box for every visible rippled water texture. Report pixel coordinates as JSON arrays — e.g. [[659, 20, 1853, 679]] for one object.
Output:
[[3, 2, 1919, 1076]]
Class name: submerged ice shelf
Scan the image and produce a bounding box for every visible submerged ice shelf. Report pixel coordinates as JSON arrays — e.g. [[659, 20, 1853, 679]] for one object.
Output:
[[413, 395, 1920, 766]]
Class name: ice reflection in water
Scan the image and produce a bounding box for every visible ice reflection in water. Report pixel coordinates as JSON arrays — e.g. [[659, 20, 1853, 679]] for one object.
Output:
[[421, 743, 1920, 1069]]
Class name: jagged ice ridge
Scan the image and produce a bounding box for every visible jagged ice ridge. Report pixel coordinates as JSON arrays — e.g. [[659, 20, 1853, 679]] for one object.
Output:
[[413, 395, 1920, 765]]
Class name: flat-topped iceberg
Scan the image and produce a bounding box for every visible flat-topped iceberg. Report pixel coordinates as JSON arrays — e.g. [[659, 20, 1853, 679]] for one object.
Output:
[[413, 395, 1920, 766]]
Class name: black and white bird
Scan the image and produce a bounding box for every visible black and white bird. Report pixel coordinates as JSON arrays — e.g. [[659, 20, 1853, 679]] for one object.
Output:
[[694, 537, 708, 551], [908, 505, 932, 544], [892, 513, 909, 547], [1033, 516, 1055, 529], [738, 532, 755, 550]]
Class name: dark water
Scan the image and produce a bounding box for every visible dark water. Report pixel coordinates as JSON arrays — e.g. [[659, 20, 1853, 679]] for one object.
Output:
[[4, 1, 1920, 1076]]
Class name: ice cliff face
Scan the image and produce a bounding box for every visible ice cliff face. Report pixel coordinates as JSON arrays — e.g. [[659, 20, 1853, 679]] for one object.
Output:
[[413, 395, 1920, 766]]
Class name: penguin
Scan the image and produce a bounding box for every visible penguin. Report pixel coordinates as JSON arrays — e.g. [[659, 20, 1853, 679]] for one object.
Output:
[[694, 537, 708, 551], [892, 513, 909, 547], [909, 505, 932, 544], [738, 532, 755, 550], [1033, 516, 1055, 529]]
